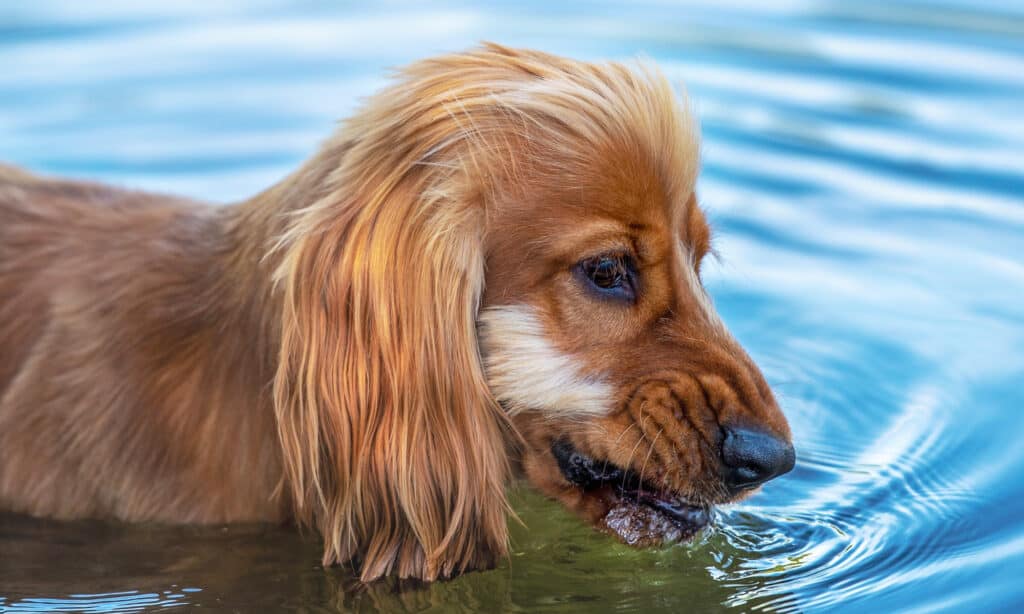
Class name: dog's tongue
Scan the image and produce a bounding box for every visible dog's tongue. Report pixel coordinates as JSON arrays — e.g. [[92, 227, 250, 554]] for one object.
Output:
[[601, 495, 710, 547]]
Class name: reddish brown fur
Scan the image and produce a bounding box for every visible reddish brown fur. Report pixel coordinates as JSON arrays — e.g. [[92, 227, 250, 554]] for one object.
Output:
[[0, 45, 791, 582]]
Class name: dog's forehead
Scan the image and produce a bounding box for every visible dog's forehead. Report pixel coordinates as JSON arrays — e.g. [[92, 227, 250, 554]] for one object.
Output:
[[487, 99, 702, 258], [556, 144, 696, 243]]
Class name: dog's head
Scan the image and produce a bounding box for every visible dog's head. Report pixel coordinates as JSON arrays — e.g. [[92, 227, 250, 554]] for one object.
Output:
[[273, 44, 793, 582]]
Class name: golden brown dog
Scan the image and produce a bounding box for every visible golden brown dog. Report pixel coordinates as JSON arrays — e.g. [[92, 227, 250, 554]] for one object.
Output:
[[0, 44, 794, 582]]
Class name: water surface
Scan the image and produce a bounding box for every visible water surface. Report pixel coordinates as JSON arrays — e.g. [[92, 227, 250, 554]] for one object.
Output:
[[2, 1, 1023, 611]]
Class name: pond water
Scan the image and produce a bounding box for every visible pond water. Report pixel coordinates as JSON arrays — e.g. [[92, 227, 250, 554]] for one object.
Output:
[[2, 1, 1023, 611]]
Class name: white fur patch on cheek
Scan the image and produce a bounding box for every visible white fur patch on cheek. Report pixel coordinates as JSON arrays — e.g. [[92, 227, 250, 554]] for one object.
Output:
[[477, 305, 612, 418]]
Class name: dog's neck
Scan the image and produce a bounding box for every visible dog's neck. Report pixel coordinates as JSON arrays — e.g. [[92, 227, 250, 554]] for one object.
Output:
[[225, 136, 351, 276], [203, 138, 354, 381], [121, 149, 357, 520]]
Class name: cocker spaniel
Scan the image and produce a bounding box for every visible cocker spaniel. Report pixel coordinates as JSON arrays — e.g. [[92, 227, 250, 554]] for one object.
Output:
[[0, 44, 794, 582]]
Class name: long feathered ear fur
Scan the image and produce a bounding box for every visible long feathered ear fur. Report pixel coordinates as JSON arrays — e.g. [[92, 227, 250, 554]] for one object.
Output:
[[272, 50, 521, 582]]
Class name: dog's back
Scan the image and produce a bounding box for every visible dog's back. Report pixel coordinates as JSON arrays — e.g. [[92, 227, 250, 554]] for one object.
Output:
[[0, 166, 187, 395], [0, 165, 114, 396], [0, 165, 49, 395], [0, 166, 285, 523]]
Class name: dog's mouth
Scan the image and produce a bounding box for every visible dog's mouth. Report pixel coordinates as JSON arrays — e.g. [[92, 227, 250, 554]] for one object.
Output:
[[550, 438, 711, 546]]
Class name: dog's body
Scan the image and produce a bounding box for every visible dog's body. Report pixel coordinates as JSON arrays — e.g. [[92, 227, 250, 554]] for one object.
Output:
[[0, 164, 287, 523], [0, 45, 794, 582]]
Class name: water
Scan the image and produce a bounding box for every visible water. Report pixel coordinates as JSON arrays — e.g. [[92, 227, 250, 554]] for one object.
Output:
[[1, 1, 1023, 611]]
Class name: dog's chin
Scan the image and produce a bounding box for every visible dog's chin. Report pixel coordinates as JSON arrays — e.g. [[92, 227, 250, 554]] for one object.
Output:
[[549, 439, 712, 547]]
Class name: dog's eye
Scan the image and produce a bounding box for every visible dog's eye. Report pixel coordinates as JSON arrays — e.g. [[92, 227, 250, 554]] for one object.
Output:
[[578, 255, 635, 302]]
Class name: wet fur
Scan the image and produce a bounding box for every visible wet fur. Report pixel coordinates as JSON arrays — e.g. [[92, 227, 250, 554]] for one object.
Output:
[[0, 45, 791, 582]]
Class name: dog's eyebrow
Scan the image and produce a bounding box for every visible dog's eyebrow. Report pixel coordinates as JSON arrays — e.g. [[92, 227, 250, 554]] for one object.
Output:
[[553, 218, 635, 249]]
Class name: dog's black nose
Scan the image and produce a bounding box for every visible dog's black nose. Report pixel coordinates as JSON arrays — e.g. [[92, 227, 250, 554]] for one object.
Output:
[[720, 426, 795, 493]]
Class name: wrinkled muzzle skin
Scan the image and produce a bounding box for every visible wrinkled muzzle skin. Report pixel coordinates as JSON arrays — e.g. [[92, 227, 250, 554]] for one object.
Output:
[[477, 112, 794, 546]]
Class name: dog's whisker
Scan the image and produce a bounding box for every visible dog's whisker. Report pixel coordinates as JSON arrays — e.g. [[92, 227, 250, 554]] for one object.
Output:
[[598, 421, 636, 477], [620, 420, 648, 493], [638, 427, 665, 499]]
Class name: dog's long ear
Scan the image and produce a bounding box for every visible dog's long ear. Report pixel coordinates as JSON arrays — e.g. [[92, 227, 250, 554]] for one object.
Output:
[[272, 98, 511, 581]]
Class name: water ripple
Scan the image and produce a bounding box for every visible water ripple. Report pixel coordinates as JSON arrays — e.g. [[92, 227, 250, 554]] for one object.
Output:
[[0, 588, 199, 613]]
